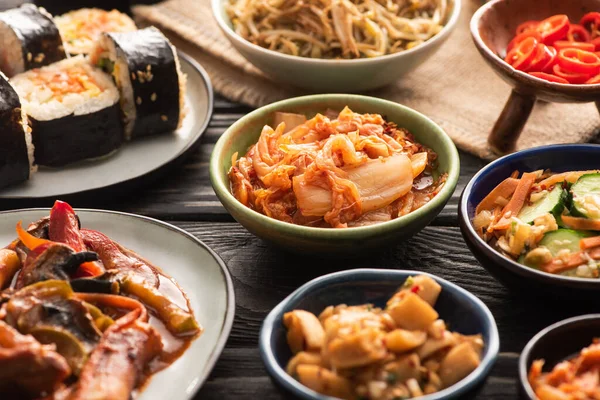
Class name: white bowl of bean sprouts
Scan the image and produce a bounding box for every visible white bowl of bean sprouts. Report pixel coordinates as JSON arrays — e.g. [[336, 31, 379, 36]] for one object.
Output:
[[212, 0, 462, 92]]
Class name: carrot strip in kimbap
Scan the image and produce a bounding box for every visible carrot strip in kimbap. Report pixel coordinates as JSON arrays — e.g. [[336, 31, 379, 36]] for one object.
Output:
[[10, 56, 123, 167], [0, 72, 35, 189], [55, 8, 137, 56], [91, 27, 186, 140], [0, 4, 66, 77]]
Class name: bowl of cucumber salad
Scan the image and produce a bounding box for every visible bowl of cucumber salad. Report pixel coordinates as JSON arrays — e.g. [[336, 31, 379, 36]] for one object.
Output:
[[459, 145, 600, 293]]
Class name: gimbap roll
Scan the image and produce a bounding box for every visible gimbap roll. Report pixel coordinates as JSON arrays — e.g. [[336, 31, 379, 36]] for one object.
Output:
[[0, 4, 66, 77], [91, 27, 186, 141], [10, 56, 123, 167], [55, 8, 137, 56], [0, 71, 35, 189]]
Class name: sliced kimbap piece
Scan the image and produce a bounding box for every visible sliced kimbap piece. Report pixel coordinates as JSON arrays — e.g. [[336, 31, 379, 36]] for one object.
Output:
[[10, 56, 123, 167], [55, 8, 137, 56], [0, 71, 35, 189], [91, 26, 186, 141], [0, 4, 66, 77]]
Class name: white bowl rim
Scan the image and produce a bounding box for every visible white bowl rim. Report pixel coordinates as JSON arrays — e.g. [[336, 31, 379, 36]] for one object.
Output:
[[211, 0, 462, 66]]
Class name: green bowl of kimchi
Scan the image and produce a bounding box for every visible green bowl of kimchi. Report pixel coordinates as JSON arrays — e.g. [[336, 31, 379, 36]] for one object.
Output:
[[209, 94, 460, 255]]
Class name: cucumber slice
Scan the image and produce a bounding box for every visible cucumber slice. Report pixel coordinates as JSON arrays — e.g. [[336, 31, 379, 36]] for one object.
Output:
[[98, 58, 114, 73], [571, 173, 600, 220], [517, 185, 566, 224], [519, 228, 589, 268], [538, 229, 590, 256]]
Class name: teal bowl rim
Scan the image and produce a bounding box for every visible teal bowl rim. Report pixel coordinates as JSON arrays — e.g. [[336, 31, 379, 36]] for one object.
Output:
[[211, 0, 462, 66], [209, 94, 460, 239], [259, 268, 500, 400]]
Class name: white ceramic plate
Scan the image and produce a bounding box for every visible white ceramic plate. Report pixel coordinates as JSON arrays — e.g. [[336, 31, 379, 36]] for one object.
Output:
[[0, 208, 235, 400], [0, 53, 213, 201]]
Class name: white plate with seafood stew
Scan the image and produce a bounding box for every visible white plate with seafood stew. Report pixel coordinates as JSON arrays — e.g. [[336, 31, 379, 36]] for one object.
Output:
[[0, 53, 213, 201], [0, 207, 234, 399]]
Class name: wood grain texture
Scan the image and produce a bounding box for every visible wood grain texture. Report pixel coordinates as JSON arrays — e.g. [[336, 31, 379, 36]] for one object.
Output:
[[171, 221, 596, 400], [0, 1, 569, 396]]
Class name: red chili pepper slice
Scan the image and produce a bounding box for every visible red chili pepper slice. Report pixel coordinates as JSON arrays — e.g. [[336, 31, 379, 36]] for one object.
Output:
[[529, 71, 570, 84], [553, 40, 595, 52], [567, 24, 591, 42], [516, 20, 539, 35], [586, 74, 600, 84], [581, 12, 600, 32], [507, 31, 542, 53], [49, 200, 103, 277], [557, 48, 600, 75], [505, 37, 539, 71], [526, 44, 554, 72], [81, 228, 159, 287], [541, 46, 558, 72], [536, 14, 569, 44], [591, 37, 600, 51], [553, 63, 593, 84]]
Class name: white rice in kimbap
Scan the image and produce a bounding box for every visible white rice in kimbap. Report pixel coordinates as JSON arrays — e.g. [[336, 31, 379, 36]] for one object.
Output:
[[0, 4, 66, 77], [10, 56, 123, 167], [91, 26, 186, 141], [55, 8, 137, 56]]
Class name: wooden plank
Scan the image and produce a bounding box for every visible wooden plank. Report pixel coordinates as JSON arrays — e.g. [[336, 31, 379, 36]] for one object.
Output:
[[173, 221, 595, 355], [0, 3, 554, 400], [165, 221, 560, 399]]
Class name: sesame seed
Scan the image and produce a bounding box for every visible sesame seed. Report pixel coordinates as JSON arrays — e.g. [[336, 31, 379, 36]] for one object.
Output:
[[27, 53, 32, 61], [136, 97, 142, 105], [150, 93, 157, 101], [161, 115, 168, 122], [33, 53, 45, 63], [131, 72, 136, 80], [146, 64, 151, 71]]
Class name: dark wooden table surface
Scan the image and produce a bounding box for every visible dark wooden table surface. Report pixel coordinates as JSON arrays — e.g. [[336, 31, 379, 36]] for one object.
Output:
[[8, 93, 600, 399], [3, 1, 599, 399]]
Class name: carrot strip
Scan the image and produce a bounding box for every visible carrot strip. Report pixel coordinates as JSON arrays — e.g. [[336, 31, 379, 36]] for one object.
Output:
[[510, 170, 520, 179], [486, 207, 503, 234], [541, 252, 588, 274], [581, 236, 600, 250], [493, 172, 538, 230], [475, 177, 520, 214], [537, 170, 600, 189], [588, 246, 600, 259], [15, 221, 52, 250], [561, 215, 600, 231]]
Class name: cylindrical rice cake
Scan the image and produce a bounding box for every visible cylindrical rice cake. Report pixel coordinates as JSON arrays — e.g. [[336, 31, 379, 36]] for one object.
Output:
[[10, 56, 123, 167], [0, 4, 66, 77], [91, 27, 186, 141]]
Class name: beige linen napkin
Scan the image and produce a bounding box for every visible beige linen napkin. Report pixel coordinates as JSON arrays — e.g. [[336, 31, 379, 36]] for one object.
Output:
[[133, 0, 600, 159]]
